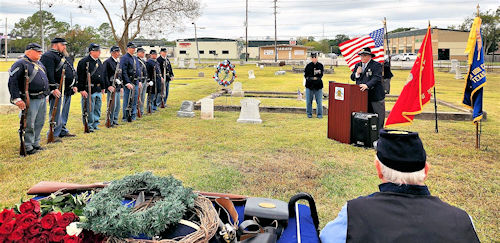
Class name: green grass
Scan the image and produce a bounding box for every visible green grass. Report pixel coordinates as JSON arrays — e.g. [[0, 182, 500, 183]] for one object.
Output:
[[0, 63, 499, 241]]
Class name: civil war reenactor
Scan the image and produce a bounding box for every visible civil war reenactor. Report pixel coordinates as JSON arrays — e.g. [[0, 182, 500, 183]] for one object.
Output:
[[304, 52, 324, 119], [76, 43, 107, 132], [40, 37, 77, 142], [136, 47, 148, 117], [157, 47, 174, 108], [8, 43, 49, 155], [103, 45, 122, 126], [120, 42, 141, 122], [146, 50, 162, 112]]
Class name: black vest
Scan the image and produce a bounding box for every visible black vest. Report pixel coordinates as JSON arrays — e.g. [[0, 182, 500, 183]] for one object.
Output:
[[346, 184, 479, 243]]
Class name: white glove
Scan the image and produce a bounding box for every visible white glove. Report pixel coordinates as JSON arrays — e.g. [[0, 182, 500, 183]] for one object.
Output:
[[148, 81, 154, 86], [116, 79, 122, 85]]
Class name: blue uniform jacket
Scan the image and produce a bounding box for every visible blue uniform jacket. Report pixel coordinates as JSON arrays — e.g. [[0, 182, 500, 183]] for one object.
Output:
[[120, 53, 141, 85], [8, 55, 49, 102], [157, 55, 173, 82], [146, 58, 162, 94], [76, 55, 105, 94], [103, 57, 121, 89], [40, 49, 76, 96]]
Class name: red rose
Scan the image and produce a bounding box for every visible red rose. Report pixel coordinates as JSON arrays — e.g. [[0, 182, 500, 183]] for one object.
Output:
[[49, 227, 66, 242], [27, 222, 41, 236], [0, 219, 16, 235], [37, 232, 50, 243], [63, 235, 82, 243], [0, 208, 16, 224], [7, 228, 24, 241], [58, 212, 78, 228], [41, 212, 61, 229], [19, 199, 41, 216], [17, 213, 38, 229]]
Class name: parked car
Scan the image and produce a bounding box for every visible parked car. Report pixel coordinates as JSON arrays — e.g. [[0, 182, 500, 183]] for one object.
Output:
[[391, 53, 417, 61], [391, 54, 403, 61]]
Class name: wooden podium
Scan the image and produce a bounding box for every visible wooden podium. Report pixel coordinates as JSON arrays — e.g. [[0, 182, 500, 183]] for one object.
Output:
[[327, 81, 368, 144]]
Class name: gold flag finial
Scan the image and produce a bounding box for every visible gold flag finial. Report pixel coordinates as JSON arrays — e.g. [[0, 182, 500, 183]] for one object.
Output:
[[476, 4, 480, 17], [428, 20, 431, 28]]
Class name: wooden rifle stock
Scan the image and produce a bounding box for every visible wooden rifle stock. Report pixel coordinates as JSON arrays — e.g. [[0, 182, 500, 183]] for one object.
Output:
[[126, 83, 134, 122], [137, 80, 142, 118], [106, 62, 120, 128], [19, 64, 30, 156], [48, 67, 65, 143]]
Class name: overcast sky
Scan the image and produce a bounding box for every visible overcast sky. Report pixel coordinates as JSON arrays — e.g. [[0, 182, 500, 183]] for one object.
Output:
[[0, 0, 498, 41]]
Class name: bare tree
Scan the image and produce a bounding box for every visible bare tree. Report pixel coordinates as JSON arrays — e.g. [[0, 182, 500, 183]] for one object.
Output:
[[76, 0, 201, 53]]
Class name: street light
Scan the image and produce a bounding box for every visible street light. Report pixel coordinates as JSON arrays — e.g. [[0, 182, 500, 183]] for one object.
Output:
[[191, 22, 205, 64]]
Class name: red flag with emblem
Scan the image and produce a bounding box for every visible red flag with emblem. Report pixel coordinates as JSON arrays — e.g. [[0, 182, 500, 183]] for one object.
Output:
[[385, 26, 435, 127]]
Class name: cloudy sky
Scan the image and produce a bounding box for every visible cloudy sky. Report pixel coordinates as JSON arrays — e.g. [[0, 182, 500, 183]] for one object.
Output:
[[0, 0, 498, 41]]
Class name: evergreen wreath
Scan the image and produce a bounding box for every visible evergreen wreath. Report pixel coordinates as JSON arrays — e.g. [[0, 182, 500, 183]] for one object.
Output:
[[82, 172, 197, 238]]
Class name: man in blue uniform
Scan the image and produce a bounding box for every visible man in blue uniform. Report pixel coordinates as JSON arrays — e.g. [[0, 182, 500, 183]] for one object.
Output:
[[8, 43, 49, 155], [350, 47, 385, 130], [77, 43, 107, 132], [157, 47, 174, 107], [136, 47, 148, 116], [40, 37, 77, 141], [320, 130, 480, 243], [121, 42, 141, 122], [103, 46, 122, 126], [146, 50, 162, 112], [304, 52, 324, 118]]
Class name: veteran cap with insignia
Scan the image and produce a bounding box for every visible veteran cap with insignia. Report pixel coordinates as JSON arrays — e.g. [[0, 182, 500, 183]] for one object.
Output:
[[358, 47, 375, 57], [127, 42, 137, 49], [310, 52, 317, 58], [26, 43, 43, 51], [51, 37, 67, 44], [137, 47, 145, 53], [149, 50, 157, 55], [110, 46, 120, 52], [160, 47, 167, 52], [376, 129, 426, 172], [88, 43, 100, 52]]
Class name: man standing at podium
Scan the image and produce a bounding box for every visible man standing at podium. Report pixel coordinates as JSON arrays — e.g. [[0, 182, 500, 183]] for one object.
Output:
[[304, 52, 324, 118], [350, 47, 385, 129]]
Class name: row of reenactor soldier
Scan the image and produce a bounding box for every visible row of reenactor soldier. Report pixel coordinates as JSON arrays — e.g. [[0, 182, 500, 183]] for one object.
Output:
[[8, 38, 174, 156]]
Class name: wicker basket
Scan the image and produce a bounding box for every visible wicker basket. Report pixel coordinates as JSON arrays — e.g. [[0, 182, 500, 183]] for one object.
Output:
[[108, 195, 219, 243]]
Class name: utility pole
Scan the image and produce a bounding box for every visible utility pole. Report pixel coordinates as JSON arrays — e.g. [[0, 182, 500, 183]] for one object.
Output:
[[192, 22, 201, 64], [245, 0, 248, 61], [274, 0, 277, 62], [5, 18, 7, 61], [39, 0, 44, 52]]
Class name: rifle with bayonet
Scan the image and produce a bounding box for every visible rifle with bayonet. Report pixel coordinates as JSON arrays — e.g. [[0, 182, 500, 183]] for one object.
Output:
[[147, 65, 157, 114], [126, 83, 135, 122], [160, 60, 166, 108], [136, 74, 143, 118], [82, 63, 91, 133], [48, 64, 65, 143], [105, 61, 121, 128], [19, 64, 30, 156]]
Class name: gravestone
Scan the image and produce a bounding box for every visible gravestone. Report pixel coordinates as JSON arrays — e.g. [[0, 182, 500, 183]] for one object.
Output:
[[256, 63, 259, 67], [237, 98, 262, 124], [200, 98, 214, 119], [248, 70, 256, 79], [178, 58, 186, 68], [259, 65, 264, 70], [275, 70, 286, 75], [231, 82, 244, 97], [455, 64, 463, 79], [189, 58, 196, 69], [0, 72, 18, 114], [177, 100, 195, 118], [198, 72, 205, 77], [297, 89, 303, 100], [449, 59, 459, 73]]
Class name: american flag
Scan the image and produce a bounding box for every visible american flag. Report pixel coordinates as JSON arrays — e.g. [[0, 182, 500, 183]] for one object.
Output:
[[339, 28, 385, 71]]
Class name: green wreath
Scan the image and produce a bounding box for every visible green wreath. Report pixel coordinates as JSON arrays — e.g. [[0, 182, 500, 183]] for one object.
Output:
[[82, 172, 197, 238]]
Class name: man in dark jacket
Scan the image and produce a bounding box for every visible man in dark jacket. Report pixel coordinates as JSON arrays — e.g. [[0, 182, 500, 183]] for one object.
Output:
[[102, 46, 122, 126], [383, 58, 393, 94], [146, 50, 162, 112], [8, 43, 49, 155], [157, 48, 174, 107], [120, 42, 141, 121], [40, 37, 77, 140], [350, 47, 385, 129], [304, 52, 324, 118], [77, 43, 108, 132], [320, 130, 480, 243]]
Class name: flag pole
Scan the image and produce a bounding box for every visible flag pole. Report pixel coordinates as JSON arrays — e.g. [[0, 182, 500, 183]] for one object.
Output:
[[429, 21, 439, 133], [475, 4, 481, 149], [383, 17, 389, 75]]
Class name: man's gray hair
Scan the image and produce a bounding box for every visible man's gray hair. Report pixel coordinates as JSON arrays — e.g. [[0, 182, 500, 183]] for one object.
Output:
[[376, 156, 426, 185]]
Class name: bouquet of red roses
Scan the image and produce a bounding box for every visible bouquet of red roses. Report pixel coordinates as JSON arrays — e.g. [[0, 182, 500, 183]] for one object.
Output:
[[0, 199, 82, 242]]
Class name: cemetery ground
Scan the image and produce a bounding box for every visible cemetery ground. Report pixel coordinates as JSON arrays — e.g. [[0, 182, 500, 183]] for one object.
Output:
[[0, 62, 499, 241]]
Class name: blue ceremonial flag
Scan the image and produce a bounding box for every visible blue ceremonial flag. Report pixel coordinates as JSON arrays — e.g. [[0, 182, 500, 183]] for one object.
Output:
[[462, 17, 486, 122]]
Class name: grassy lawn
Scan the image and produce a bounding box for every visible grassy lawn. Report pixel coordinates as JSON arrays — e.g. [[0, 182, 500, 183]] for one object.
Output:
[[0, 62, 498, 241]]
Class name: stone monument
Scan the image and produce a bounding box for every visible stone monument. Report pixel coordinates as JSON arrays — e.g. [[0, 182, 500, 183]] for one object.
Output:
[[275, 70, 286, 75], [198, 72, 205, 77], [237, 98, 262, 124], [0, 72, 18, 114], [455, 64, 463, 79], [231, 82, 244, 97], [259, 65, 264, 70], [189, 58, 196, 69], [178, 58, 186, 68], [200, 98, 214, 119], [248, 70, 256, 79], [450, 59, 458, 73], [177, 101, 195, 118]]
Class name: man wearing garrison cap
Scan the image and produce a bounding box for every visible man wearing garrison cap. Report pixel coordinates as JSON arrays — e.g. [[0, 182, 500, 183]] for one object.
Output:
[[320, 130, 480, 242]]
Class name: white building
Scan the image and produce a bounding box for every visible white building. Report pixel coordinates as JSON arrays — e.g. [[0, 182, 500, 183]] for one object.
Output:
[[175, 37, 241, 60]]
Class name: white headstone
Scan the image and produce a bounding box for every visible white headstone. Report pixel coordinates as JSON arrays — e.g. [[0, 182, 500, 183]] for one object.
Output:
[[0, 72, 12, 105], [198, 72, 204, 77], [256, 63, 259, 67], [450, 59, 459, 73], [200, 98, 214, 119], [237, 98, 262, 124], [232, 82, 244, 97], [177, 100, 195, 118], [189, 58, 196, 69], [248, 70, 256, 79], [455, 63, 463, 79], [178, 58, 186, 68], [274, 70, 286, 75], [259, 65, 264, 69]]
